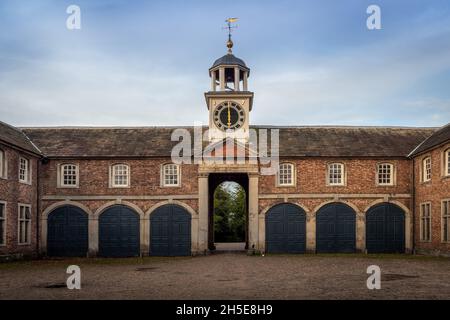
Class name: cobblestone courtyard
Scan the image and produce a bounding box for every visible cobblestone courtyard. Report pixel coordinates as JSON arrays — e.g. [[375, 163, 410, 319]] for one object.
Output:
[[0, 253, 449, 300]]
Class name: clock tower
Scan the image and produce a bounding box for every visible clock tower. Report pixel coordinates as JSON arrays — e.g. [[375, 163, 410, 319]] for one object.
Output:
[[205, 28, 254, 143]]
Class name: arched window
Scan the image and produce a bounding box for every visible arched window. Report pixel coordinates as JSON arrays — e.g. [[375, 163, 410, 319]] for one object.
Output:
[[278, 163, 295, 186], [59, 164, 79, 187], [377, 163, 394, 186], [328, 163, 345, 186], [0, 149, 5, 179], [422, 157, 431, 182], [162, 164, 180, 187], [111, 164, 130, 188]]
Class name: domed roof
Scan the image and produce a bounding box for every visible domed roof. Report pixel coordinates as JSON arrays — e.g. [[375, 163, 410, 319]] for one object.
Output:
[[210, 53, 249, 70]]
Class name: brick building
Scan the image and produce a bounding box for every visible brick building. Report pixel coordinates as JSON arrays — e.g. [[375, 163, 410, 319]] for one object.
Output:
[[1, 43, 449, 259]]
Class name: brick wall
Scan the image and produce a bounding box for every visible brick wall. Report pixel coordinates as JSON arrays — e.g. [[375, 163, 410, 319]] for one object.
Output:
[[0, 143, 39, 257], [258, 158, 412, 215], [413, 143, 450, 255]]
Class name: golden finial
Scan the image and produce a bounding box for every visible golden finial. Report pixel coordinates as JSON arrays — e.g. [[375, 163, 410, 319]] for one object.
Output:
[[224, 18, 238, 54]]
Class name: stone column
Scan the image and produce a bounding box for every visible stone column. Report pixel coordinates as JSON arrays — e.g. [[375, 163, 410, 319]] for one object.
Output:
[[356, 214, 365, 253], [211, 71, 216, 91], [405, 213, 412, 253], [40, 218, 47, 255], [243, 71, 248, 91], [88, 217, 99, 257], [248, 174, 259, 251], [198, 174, 209, 253], [219, 68, 225, 91], [234, 67, 240, 91], [141, 217, 148, 257], [258, 214, 265, 253], [306, 214, 316, 253]]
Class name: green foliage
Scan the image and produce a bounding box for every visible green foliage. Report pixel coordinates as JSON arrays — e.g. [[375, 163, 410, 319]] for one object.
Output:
[[214, 182, 246, 242]]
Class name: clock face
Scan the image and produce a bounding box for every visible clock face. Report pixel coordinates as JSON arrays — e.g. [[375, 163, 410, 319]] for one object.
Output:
[[213, 101, 245, 131]]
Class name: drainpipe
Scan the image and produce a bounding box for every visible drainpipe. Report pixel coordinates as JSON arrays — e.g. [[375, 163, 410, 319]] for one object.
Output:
[[412, 158, 416, 255], [36, 157, 41, 258]]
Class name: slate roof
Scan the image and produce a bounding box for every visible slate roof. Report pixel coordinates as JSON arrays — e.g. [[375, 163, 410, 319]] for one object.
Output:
[[20, 126, 436, 159], [211, 53, 248, 70], [0, 121, 41, 155], [408, 122, 450, 157]]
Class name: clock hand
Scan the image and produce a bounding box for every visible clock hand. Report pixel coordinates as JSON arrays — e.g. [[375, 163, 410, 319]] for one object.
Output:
[[227, 105, 231, 128]]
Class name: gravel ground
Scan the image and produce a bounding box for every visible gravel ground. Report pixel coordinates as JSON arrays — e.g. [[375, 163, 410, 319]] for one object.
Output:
[[0, 253, 449, 300]]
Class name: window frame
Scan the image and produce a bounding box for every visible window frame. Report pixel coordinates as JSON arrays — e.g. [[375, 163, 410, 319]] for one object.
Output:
[[110, 163, 131, 188], [277, 163, 296, 187], [17, 204, 31, 245], [0, 149, 7, 179], [19, 157, 31, 184], [327, 162, 345, 186], [0, 201, 6, 246], [422, 156, 432, 182], [161, 163, 181, 187], [442, 199, 450, 243], [420, 202, 432, 242], [376, 162, 395, 186], [58, 163, 79, 188], [444, 149, 450, 177]]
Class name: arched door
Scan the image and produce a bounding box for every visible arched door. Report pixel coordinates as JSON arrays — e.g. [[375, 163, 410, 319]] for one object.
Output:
[[47, 205, 89, 257], [150, 204, 191, 256], [316, 202, 356, 253], [265, 203, 306, 254], [99, 205, 140, 257], [366, 203, 405, 253]]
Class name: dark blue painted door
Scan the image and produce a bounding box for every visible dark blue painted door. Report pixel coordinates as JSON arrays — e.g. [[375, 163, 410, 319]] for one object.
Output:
[[366, 203, 405, 253], [265, 203, 306, 254], [47, 206, 89, 257], [99, 205, 140, 257], [150, 205, 191, 256], [316, 203, 356, 253]]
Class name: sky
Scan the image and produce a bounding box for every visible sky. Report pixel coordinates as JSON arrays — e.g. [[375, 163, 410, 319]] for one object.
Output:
[[0, 0, 449, 127]]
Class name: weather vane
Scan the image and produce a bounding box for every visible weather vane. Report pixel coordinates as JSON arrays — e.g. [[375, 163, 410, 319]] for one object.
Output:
[[223, 18, 238, 54]]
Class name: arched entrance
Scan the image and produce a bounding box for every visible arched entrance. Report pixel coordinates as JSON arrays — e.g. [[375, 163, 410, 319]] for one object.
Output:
[[316, 202, 356, 253], [366, 203, 405, 253], [209, 173, 248, 251], [150, 204, 191, 256], [265, 203, 306, 254], [47, 205, 89, 257], [99, 205, 140, 257]]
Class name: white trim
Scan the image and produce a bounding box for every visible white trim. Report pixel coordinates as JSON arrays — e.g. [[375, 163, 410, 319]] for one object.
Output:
[[0, 201, 6, 246], [17, 203, 32, 245], [444, 149, 450, 177], [0, 148, 6, 179], [327, 162, 345, 186], [376, 162, 395, 186], [18, 156, 31, 184], [161, 163, 181, 187], [422, 156, 432, 182], [277, 163, 296, 187], [109, 163, 131, 188], [57, 163, 79, 188]]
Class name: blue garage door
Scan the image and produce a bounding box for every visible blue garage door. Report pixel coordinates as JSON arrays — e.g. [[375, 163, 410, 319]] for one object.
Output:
[[265, 203, 306, 254], [150, 204, 191, 256], [99, 205, 140, 257], [47, 206, 89, 257], [316, 203, 356, 253], [366, 203, 405, 253]]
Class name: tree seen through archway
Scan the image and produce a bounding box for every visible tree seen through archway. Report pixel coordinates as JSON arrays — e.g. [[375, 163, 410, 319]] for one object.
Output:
[[214, 182, 246, 242]]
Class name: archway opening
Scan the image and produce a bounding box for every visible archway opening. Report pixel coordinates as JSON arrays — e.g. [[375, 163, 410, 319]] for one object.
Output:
[[208, 173, 248, 251]]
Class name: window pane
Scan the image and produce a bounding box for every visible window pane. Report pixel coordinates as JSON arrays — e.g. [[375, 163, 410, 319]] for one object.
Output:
[[62, 164, 77, 186], [163, 164, 179, 186], [278, 164, 293, 185]]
